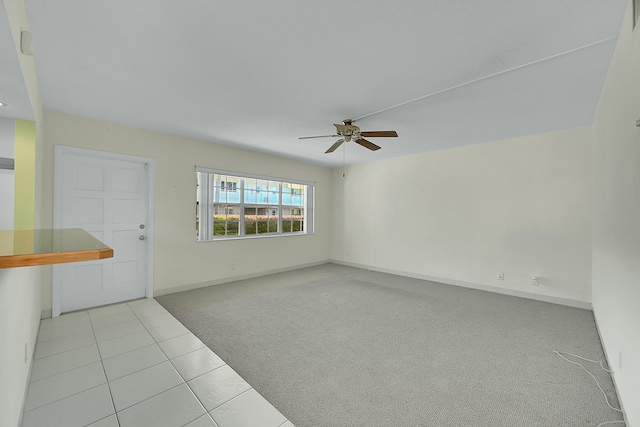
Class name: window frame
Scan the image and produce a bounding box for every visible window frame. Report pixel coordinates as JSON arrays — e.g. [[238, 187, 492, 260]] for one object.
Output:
[[196, 167, 314, 241]]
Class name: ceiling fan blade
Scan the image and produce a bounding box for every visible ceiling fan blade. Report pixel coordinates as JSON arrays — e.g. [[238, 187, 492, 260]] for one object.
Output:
[[355, 138, 381, 151], [325, 138, 345, 153], [360, 131, 398, 138], [299, 134, 339, 140]]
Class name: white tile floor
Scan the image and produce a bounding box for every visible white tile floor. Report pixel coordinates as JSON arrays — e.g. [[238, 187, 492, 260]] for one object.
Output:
[[22, 299, 295, 427]]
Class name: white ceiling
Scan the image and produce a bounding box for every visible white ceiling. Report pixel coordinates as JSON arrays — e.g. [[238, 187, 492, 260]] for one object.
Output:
[[20, 0, 628, 167], [0, 5, 33, 121]]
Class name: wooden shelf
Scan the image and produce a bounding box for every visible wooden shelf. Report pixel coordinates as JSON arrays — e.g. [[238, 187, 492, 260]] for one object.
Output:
[[0, 229, 114, 268]]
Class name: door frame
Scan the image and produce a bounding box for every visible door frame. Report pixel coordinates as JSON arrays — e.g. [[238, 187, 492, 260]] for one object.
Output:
[[52, 145, 155, 317]]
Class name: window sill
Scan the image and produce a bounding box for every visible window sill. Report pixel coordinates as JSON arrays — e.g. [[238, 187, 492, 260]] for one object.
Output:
[[196, 231, 313, 242]]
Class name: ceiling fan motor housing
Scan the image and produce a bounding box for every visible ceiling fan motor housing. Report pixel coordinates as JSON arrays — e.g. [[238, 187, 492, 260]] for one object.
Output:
[[334, 121, 361, 140]]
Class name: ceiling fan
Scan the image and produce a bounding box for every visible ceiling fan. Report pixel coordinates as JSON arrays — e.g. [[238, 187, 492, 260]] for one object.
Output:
[[299, 119, 398, 153]]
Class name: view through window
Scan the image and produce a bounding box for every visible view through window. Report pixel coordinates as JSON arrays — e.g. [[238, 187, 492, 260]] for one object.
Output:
[[196, 169, 314, 240]]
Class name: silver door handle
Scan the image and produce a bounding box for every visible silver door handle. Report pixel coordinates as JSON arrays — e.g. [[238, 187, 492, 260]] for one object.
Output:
[[139, 235, 146, 240]]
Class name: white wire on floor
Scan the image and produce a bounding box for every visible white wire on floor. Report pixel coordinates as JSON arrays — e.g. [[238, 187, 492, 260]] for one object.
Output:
[[553, 351, 626, 427]]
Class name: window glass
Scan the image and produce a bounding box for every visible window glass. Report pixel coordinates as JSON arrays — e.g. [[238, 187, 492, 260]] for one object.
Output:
[[196, 169, 314, 240]]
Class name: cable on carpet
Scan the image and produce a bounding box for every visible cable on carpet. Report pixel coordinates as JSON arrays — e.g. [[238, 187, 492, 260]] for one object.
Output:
[[553, 351, 625, 427]]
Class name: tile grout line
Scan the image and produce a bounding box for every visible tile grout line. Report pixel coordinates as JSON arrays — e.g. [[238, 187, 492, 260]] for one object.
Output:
[[22, 383, 107, 416], [114, 382, 186, 414], [101, 343, 166, 381], [88, 308, 121, 427], [35, 323, 93, 344], [32, 331, 95, 360], [29, 343, 98, 381]]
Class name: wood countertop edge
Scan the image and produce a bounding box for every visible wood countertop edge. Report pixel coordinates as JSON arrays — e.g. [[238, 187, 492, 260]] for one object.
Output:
[[0, 247, 114, 268]]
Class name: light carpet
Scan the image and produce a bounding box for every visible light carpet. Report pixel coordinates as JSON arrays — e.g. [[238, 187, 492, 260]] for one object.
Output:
[[157, 264, 623, 427]]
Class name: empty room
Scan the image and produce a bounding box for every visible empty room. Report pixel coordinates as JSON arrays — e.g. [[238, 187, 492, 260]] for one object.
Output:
[[1, 1, 639, 426]]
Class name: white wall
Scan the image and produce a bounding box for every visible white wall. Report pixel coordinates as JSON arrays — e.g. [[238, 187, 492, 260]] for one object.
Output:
[[40, 109, 332, 311], [592, 1, 640, 425], [0, 0, 44, 424], [0, 267, 42, 427], [0, 118, 15, 229], [331, 127, 593, 305]]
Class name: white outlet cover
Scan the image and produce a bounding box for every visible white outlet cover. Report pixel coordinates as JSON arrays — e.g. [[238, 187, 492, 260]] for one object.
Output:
[[619, 352, 623, 370]]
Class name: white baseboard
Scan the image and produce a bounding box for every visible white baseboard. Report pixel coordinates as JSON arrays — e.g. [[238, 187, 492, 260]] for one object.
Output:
[[154, 260, 331, 297], [592, 309, 629, 425], [40, 309, 52, 319], [330, 259, 592, 310]]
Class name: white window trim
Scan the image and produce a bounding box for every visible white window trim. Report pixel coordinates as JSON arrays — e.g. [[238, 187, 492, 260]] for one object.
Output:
[[196, 167, 315, 241]]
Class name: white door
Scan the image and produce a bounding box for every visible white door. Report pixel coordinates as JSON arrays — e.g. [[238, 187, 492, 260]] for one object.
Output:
[[53, 147, 152, 316]]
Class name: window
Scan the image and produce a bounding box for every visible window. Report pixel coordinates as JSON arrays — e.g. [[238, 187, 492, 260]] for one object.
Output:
[[196, 168, 314, 240], [220, 181, 238, 192]]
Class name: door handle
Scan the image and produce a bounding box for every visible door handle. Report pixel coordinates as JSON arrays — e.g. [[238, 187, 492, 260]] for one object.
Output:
[[139, 235, 146, 241]]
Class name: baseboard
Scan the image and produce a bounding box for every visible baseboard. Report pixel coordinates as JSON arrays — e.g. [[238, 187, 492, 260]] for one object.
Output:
[[330, 259, 592, 310], [40, 308, 52, 319], [154, 260, 331, 297], [592, 308, 629, 425]]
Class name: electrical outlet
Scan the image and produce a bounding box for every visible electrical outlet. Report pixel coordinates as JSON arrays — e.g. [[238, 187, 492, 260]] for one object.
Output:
[[497, 272, 504, 280], [619, 352, 623, 371], [532, 275, 539, 286], [231, 263, 236, 271]]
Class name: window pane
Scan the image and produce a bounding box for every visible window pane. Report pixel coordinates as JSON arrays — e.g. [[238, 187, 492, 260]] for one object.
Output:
[[226, 220, 240, 236], [257, 190, 268, 205], [282, 182, 292, 194], [245, 219, 257, 235], [213, 214, 225, 236], [245, 189, 256, 204], [256, 179, 268, 191], [282, 182, 292, 206], [298, 208, 304, 232], [282, 208, 303, 233], [268, 208, 279, 233], [268, 190, 279, 205], [244, 178, 256, 204]]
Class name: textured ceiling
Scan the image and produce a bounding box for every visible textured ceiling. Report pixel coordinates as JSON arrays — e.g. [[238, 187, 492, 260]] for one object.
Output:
[[0, 5, 33, 121], [23, 0, 628, 167]]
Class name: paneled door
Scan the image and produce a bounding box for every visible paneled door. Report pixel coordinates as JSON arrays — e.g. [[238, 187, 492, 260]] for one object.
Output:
[[53, 147, 152, 316]]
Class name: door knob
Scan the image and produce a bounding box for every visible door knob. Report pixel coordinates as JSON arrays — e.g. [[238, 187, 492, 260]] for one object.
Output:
[[139, 235, 146, 240]]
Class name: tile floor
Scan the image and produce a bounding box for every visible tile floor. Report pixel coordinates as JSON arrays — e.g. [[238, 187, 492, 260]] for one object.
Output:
[[22, 298, 296, 427]]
